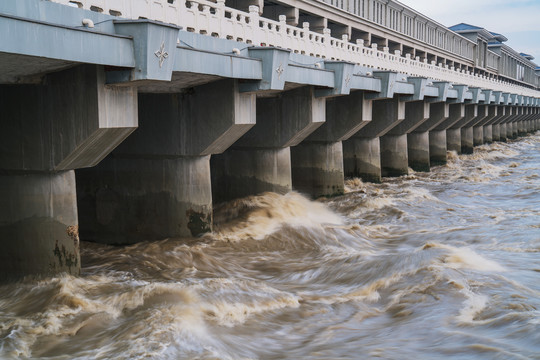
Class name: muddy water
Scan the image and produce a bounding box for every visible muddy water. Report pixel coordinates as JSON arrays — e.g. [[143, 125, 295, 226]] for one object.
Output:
[[1, 133, 539, 359]]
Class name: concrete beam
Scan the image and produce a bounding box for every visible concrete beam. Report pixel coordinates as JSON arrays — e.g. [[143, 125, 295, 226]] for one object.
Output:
[[0, 13, 134, 83]]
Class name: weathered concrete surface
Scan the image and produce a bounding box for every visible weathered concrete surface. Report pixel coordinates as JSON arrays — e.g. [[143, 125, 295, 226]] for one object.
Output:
[[384, 100, 430, 173], [344, 97, 405, 182], [235, 87, 325, 148], [461, 127, 474, 154], [76, 156, 212, 244], [408, 132, 430, 172], [380, 134, 409, 177], [306, 91, 372, 143], [291, 142, 344, 197], [500, 123, 508, 140], [0, 65, 137, 171], [212, 86, 324, 203], [77, 79, 255, 244], [292, 91, 371, 197], [446, 128, 462, 154], [211, 147, 292, 204], [0, 171, 79, 280], [473, 126, 484, 146], [429, 130, 447, 165], [482, 125, 493, 144], [433, 103, 465, 132], [116, 80, 256, 157], [0, 65, 137, 279], [492, 124, 501, 142], [415, 102, 449, 133], [343, 137, 381, 183], [352, 97, 405, 138]]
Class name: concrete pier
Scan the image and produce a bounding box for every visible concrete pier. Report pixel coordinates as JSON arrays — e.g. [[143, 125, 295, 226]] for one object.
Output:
[[436, 103, 466, 154], [407, 132, 430, 172], [77, 79, 255, 243], [398, 101, 431, 172], [412, 100, 450, 166], [343, 137, 382, 183], [291, 142, 344, 197], [461, 127, 474, 154], [475, 105, 498, 144], [454, 105, 479, 154], [212, 147, 292, 203], [428, 129, 447, 165], [292, 91, 371, 197], [344, 96, 405, 182], [212, 86, 324, 202], [0, 65, 137, 277], [0, 171, 79, 280]]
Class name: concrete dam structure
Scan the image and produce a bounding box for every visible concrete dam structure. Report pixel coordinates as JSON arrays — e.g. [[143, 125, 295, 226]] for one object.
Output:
[[1, 0, 539, 281]]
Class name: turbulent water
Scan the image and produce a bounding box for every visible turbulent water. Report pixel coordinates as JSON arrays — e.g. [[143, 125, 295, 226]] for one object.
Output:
[[1, 133, 539, 360]]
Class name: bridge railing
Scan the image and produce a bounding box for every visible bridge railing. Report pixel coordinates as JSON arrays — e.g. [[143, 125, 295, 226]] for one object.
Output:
[[54, 0, 540, 97]]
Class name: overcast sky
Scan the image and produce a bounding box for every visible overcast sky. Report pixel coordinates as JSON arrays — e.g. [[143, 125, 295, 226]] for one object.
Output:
[[396, 0, 540, 65]]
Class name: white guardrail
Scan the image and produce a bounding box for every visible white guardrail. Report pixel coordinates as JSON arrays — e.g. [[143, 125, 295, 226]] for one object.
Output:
[[54, 0, 540, 98]]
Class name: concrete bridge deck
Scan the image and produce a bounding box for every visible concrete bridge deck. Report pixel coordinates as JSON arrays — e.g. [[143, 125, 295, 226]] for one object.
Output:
[[0, 0, 539, 280]]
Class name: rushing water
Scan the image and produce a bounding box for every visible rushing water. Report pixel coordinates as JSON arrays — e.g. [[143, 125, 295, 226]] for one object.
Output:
[[1, 133, 539, 359]]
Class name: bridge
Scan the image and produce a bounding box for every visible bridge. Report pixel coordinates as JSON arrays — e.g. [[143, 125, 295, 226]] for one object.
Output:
[[1, 0, 539, 280]]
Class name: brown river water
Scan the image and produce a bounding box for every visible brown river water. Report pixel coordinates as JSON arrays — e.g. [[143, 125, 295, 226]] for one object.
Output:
[[1, 133, 539, 359]]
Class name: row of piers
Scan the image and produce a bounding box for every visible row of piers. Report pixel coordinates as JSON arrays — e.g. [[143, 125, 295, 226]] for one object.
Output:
[[1, 1, 539, 280]]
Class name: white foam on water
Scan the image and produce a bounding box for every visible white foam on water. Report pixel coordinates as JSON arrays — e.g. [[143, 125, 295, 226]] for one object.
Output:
[[213, 192, 343, 241]]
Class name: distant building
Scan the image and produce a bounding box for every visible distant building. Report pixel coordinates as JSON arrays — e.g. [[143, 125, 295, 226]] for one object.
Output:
[[449, 23, 539, 89]]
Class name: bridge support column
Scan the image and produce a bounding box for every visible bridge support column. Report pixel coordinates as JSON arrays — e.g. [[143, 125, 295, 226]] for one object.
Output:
[[412, 101, 450, 166], [482, 125, 493, 143], [475, 105, 498, 145], [0, 171, 79, 280], [491, 124, 500, 142], [212, 86, 324, 202], [380, 134, 408, 176], [344, 96, 405, 182], [446, 128, 462, 154], [212, 147, 292, 204], [78, 79, 255, 243], [343, 137, 381, 183], [473, 126, 484, 146], [378, 81, 432, 175], [428, 102, 464, 155], [461, 127, 474, 154], [396, 100, 431, 173], [0, 65, 137, 279], [500, 123, 509, 140], [77, 156, 213, 243], [407, 132, 430, 172], [292, 91, 371, 197], [291, 142, 344, 197], [444, 103, 479, 154], [429, 130, 447, 165]]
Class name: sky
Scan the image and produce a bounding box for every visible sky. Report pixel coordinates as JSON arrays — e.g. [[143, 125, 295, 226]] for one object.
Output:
[[397, 0, 540, 66]]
